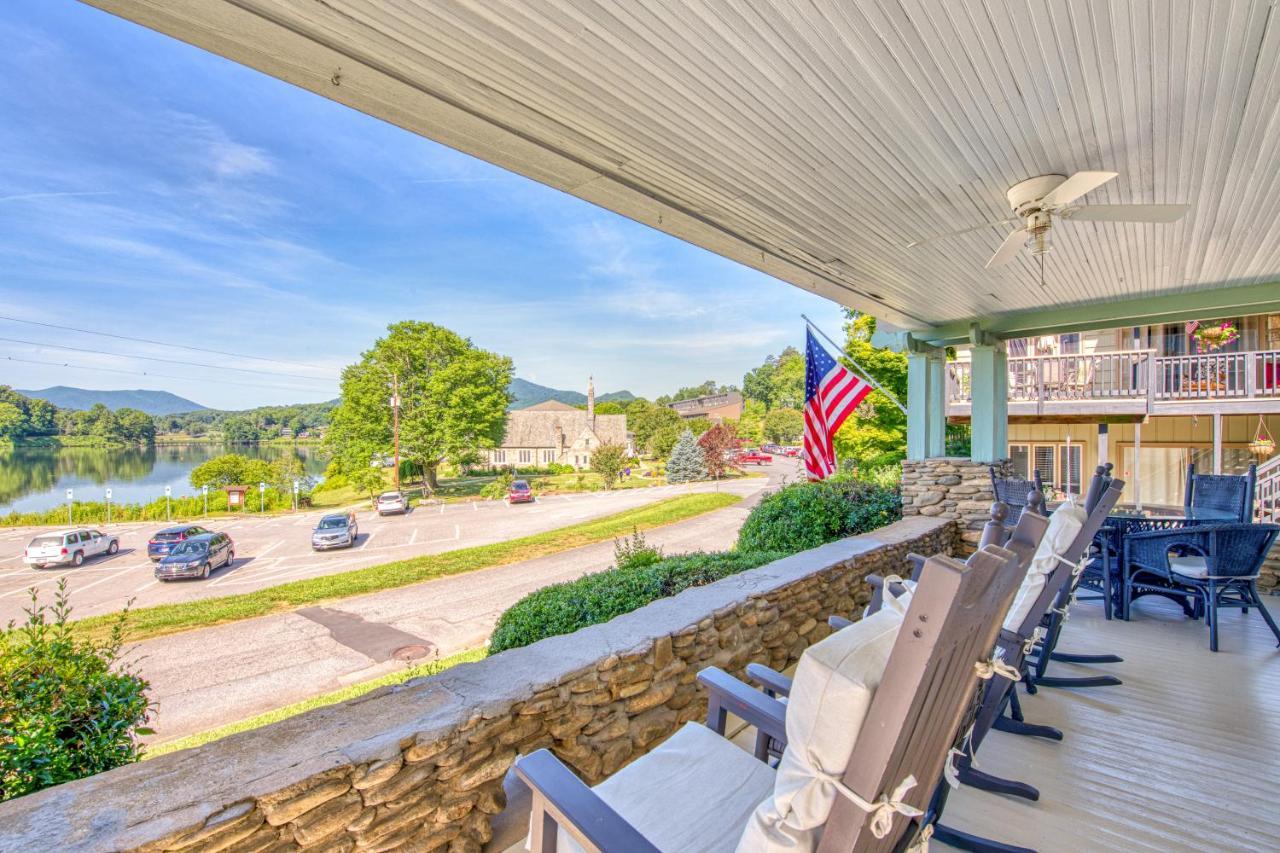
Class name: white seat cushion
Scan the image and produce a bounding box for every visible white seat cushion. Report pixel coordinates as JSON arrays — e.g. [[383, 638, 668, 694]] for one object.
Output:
[[1003, 504, 1088, 633], [736, 600, 908, 852], [549, 722, 776, 853], [1169, 555, 1210, 579]]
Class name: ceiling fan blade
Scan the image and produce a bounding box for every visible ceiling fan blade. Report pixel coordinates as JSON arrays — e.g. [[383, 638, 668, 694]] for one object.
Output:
[[1059, 203, 1190, 223], [905, 217, 1018, 248], [1041, 170, 1118, 207], [985, 228, 1030, 268]]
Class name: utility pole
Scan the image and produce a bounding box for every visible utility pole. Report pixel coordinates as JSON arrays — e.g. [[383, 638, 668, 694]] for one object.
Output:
[[391, 372, 402, 490]]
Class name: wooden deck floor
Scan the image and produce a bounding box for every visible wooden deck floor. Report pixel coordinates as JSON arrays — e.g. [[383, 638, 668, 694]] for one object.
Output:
[[940, 596, 1280, 852], [494, 595, 1280, 852]]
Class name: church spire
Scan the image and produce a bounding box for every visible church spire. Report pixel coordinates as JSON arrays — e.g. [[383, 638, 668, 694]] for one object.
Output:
[[587, 375, 596, 422]]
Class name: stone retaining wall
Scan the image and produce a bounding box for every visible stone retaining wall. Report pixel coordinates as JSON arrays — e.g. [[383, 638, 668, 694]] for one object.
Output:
[[0, 517, 957, 853], [900, 457, 1009, 551], [1260, 541, 1280, 594]]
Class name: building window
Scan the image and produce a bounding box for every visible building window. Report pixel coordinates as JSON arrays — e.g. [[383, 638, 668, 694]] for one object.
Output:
[[1058, 444, 1083, 495], [519, 450, 532, 464], [1058, 333, 1081, 354], [543, 449, 554, 463], [494, 450, 505, 464], [1008, 444, 1030, 479]]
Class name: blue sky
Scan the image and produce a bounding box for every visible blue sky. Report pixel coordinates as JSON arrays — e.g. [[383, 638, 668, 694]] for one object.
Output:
[[0, 2, 845, 410]]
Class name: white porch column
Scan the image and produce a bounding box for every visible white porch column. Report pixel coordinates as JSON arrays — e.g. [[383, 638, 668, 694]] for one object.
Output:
[[1134, 421, 1143, 510], [1097, 423, 1109, 468], [1212, 413, 1223, 474], [969, 341, 1009, 463]]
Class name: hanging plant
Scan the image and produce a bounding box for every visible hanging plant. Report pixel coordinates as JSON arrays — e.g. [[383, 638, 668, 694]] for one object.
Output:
[[1250, 415, 1276, 457], [1191, 320, 1240, 352]]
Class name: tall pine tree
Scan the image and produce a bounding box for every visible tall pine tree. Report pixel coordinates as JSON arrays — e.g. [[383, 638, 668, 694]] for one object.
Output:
[[665, 429, 707, 483]]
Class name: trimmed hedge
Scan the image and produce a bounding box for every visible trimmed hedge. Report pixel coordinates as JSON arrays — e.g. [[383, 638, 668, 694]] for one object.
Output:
[[735, 476, 901, 555], [488, 550, 787, 654]]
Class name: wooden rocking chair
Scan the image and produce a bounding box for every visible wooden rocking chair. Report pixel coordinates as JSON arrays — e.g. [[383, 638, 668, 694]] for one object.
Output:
[[514, 545, 1024, 852]]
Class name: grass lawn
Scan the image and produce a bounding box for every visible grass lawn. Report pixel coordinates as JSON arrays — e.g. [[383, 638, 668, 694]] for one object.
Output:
[[73, 491, 741, 644], [144, 647, 486, 758]]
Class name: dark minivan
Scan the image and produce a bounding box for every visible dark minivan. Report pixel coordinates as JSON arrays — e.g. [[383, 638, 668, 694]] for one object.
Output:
[[155, 532, 235, 581], [147, 524, 212, 561]]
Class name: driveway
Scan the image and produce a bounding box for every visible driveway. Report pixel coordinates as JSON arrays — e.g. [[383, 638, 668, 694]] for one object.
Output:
[[134, 460, 796, 744], [0, 469, 793, 624]]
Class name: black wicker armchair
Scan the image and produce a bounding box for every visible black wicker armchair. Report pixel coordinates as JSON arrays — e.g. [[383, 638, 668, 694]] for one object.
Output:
[[1184, 462, 1257, 522], [1122, 522, 1280, 651], [990, 466, 1045, 526]]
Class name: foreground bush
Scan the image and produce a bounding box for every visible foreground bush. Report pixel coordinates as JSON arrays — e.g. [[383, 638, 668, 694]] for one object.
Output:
[[736, 476, 901, 555], [1, 581, 152, 801], [489, 548, 785, 654]]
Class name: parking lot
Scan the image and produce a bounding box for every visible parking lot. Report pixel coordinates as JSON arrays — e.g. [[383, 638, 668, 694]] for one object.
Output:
[[0, 475, 781, 624]]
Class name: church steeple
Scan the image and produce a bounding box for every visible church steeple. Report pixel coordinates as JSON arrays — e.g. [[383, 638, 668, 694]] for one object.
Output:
[[587, 375, 596, 423]]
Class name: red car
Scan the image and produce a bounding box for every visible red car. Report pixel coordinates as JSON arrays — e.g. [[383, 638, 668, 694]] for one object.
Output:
[[736, 450, 773, 465], [507, 479, 535, 504]]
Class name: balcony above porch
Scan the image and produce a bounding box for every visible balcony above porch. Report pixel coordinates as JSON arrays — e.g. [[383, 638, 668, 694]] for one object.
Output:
[[947, 349, 1280, 423]]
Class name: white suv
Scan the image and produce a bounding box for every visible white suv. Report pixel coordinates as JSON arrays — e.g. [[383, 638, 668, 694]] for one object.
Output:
[[376, 491, 407, 516], [24, 529, 119, 568]]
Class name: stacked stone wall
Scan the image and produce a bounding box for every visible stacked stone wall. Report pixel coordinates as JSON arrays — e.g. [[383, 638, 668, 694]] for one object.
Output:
[[0, 518, 957, 853], [901, 457, 1010, 552]]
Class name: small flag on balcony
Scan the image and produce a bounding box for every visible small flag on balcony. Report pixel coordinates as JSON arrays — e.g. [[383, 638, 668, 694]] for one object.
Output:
[[803, 328, 872, 480]]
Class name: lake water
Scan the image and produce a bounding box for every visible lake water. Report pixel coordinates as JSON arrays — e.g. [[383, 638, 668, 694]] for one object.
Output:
[[0, 444, 328, 514]]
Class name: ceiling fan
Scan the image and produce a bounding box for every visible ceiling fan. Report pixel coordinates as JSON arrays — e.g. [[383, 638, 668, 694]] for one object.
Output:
[[906, 171, 1190, 269]]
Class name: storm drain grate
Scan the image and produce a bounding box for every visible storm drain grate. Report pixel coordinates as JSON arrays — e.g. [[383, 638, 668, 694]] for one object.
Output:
[[392, 644, 431, 661]]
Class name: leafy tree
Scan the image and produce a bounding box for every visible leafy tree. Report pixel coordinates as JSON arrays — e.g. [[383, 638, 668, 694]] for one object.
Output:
[[114, 408, 156, 444], [697, 423, 738, 478], [647, 423, 683, 458], [221, 416, 260, 444], [189, 453, 274, 488], [0, 403, 23, 438], [581, 400, 625, 415], [665, 429, 706, 483], [589, 442, 628, 489], [348, 465, 388, 502], [1, 581, 152, 801], [655, 380, 738, 406], [626, 400, 682, 453], [325, 321, 513, 489], [742, 357, 778, 408], [832, 313, 908, 470], [763, 407, 804, 443], [770, 348, 806, 410], [735, 398, 766, 444]]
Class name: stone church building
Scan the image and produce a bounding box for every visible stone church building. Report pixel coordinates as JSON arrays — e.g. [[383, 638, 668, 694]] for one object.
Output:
[[484, 378, 628, 470]]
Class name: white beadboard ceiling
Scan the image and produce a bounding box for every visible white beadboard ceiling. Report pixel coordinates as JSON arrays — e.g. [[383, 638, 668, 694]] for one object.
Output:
[[85, 0, 1280, 337]]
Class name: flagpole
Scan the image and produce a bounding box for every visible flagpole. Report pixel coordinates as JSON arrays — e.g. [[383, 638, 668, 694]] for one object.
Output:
[[801, 313, 908, 416]]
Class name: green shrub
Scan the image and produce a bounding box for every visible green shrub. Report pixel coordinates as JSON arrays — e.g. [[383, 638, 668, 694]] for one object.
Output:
[[1, 581, 152, 801], [613, 528, 663, 571], [736, 476, 901, 555], [479, 471, 515, 500], [489, 549, 786, 654]]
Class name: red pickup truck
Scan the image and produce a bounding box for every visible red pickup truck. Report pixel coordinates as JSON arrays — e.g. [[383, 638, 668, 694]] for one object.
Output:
[[736, 450, 773, 465]]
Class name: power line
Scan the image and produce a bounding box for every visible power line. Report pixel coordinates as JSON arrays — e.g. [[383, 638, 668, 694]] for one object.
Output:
[[0, 314, 333, 372], [0, 335, 334, 381], [3, 355, 333, 394]]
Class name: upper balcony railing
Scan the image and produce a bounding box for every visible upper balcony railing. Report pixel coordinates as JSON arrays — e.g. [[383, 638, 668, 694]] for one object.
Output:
[[947, 348, 1280, 412]]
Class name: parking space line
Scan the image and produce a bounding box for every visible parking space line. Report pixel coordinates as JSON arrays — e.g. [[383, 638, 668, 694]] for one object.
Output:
[[408, 528, 418, 546], [358, 530, 378, 550]]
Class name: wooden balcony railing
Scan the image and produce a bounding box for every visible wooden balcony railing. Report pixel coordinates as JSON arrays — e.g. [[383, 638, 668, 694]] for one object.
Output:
[[947, 348, 1280, 411]]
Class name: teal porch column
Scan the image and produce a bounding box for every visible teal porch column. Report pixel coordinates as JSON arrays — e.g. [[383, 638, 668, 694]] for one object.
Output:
[[969, 342, 1008, 463], [906, 350, 946, 460]]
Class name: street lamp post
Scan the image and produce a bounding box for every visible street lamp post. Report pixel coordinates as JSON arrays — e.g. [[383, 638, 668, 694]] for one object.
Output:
[[105, 487, 112, 525], [66, 488, 73, 526], [164, 485, 172, 521], [202, 484, 209, 516], [292, 480, 299, 512], [259, 481, 266, 513]]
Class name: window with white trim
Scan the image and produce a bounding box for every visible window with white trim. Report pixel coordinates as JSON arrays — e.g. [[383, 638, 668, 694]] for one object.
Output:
[[1008, 444, 1030, 480]]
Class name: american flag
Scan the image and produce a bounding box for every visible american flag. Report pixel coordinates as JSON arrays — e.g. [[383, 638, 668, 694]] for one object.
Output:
[[804, 328, 872, 480]]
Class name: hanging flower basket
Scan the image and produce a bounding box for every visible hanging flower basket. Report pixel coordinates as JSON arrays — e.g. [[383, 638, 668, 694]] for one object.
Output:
[[1251, 415, 1276, 457], [1192, 321, 1240, 352]]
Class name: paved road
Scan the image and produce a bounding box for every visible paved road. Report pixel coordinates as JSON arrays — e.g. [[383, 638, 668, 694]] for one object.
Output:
[[0, 472, 790, 624], [131, 460, 797, 743]]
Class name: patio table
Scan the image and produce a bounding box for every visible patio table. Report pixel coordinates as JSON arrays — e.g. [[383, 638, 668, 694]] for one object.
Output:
[[1094, 506, 1238, 618]]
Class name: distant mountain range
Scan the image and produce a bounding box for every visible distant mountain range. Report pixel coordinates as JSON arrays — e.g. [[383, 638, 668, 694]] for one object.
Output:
[[508, 378, 635, 410], [16, 380, 633, 417], [17, 387, 208, 416]]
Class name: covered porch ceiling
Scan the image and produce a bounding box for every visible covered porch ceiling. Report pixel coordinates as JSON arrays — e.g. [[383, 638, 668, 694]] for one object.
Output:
[[85, 0, 1280, 344]]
